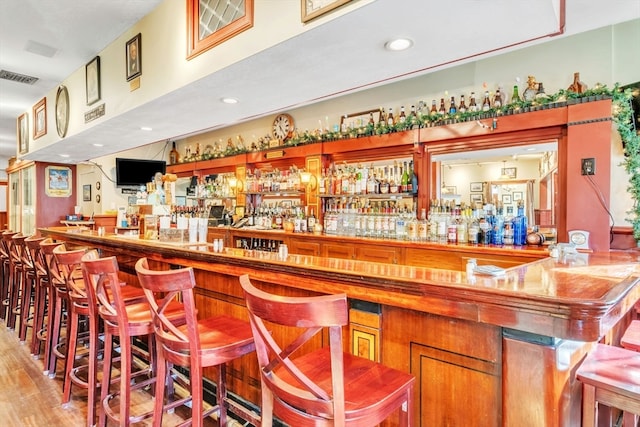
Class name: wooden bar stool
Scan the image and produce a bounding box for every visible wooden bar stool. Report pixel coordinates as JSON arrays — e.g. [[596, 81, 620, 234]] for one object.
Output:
[[39, 238, 65, 376], [135, 257, 257, 427], [576, 343, 640, 427], [52, 244, 94, 416], [7, 233, 26, 331], [81, 250, 162, 427], [239, 274, 415, 427], [0, 230, 16, 322], [18, 235, 43, 344], [24, 235, 46, 355], [622, 320, 640, 352]]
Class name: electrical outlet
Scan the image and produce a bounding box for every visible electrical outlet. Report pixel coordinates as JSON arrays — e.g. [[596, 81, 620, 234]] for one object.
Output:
[[581, 158, 595, 175]]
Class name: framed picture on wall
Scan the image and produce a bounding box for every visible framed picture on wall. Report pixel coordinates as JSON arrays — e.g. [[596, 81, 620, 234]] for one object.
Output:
[[17, 112, 28, 154], [126, 33, 142, 81], [513, 191, 523, 201], [33, 97, 46, 140], [45, 165, 72, 197], [301, 0, 353, 22], [470, 193, 483, 204], [470, 182, 483, 192], [502, 194, 512, 204], [83, 184, 92, 202], [85, 56, 101, 105]]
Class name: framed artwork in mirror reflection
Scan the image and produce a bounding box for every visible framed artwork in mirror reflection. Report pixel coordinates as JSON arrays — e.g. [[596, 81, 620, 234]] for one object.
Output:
[[470, 182, 483, 192]]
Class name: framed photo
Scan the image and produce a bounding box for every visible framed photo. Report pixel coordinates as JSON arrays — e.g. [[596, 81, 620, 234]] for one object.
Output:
[[187, 0, 254, 59], [45, 165, 72, 197], [85, 56, 101, 105], [501, 167, 517, 179], [513, 191, 523, 201], [17, 112, 28, 154], [32, 97, 46, 140], [83, 184, 92, 202], [126, 33, 142, 81], [502, 194, 512, 204], [340, 108, 380, 131], [444, 186, 457, 194], [470, 193, 483, 204], [302, 0, 353, 23], [470, 182, 483, 192]]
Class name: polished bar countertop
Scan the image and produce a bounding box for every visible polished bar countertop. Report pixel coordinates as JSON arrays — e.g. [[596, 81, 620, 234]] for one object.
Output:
[[41, 227, 640, 342]]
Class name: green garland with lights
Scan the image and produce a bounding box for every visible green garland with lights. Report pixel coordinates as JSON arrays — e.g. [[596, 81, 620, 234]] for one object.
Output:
[[177, 84, 640, 239]]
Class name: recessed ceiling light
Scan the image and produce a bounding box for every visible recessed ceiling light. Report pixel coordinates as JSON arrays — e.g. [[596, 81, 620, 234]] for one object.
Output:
[[92, 143, 104, 147], [140, 126, 153, 131], [221, 97, 239, 104], [384, 38, 413, 51], [525, 147, 536, 151], [59, 154, 70, 158]]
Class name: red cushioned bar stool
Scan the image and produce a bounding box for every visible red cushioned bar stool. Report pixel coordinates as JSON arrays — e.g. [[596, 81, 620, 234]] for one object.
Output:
[[576, 343, 640, 427]]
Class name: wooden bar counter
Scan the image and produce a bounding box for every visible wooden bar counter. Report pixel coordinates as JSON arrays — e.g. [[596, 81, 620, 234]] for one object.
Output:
[[41, 227, 640, 427]]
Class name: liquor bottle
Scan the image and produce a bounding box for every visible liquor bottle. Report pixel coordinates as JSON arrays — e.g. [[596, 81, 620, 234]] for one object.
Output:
[[493, 89, 502, 108], [513, 200, 528, 246], [511, 85, 521, 103], [567, 72, 587, 94], [398, 106, 406, 123], [407, 105, 417, 126], [368, 112, 375, 126], [468, 92, 478, 112], [418, 208, 428, 242], [378, 107, 387, 126], [169, 141, 180, 164], [458, 95, 467, 113], [449, 96, 457, 114], [307, 207, 316, 231], [535, 82, 547, 99], [482, 91, 491, 111], [492, 204, 505, 246], [526, 225, 545, 246], [503, 205, 514, 245], [387, 107, 395, 126], [438, 98, 446, 115], [430, 100, 438, 116], [401, 161, 409, 193], [408, 160, 416, 194]]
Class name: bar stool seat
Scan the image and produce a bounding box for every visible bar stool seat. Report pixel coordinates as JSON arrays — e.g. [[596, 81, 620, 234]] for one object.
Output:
[[239, 274, 415, 427], [622, 320, 640, 352], [576, 343, 640, 427], [135, 257, 257, 427]]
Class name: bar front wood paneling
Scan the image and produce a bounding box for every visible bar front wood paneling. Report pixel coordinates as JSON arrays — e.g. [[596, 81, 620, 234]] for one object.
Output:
[[41, 228, 640, 427]]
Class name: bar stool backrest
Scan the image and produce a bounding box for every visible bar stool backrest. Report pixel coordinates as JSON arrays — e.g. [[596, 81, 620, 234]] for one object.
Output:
[[134, 258, 192, 365], [52, 244, 87, 302], [239, 274, 349, 422]]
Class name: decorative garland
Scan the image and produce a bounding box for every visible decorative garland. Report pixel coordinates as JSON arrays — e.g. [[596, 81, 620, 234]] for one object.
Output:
[[176, 84, 640, 239]]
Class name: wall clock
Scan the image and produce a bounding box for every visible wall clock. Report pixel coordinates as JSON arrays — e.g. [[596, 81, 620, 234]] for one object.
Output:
[[55, 85, 69, 138], [272, 113, 294, 142]]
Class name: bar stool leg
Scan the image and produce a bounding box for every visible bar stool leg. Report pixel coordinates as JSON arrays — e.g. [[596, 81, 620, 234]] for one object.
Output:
[[18, 273, 34, 342]]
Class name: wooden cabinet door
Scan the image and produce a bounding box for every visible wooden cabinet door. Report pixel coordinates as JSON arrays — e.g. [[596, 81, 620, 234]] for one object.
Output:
[[322, 243, 354, 260], [288, 238, 321, 256], [355, 246, 398, 264]]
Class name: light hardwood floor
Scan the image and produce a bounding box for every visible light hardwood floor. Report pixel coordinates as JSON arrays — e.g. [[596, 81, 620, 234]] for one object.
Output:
[[0, 322, 220, 426]]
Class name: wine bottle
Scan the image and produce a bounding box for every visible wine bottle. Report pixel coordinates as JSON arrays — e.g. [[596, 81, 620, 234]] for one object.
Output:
[[387, 107, 395, 126], [401, 161, 409, 193], [482, 91, 491, 111], [169, 141, 180, 165], [468, 92, 478, 112], [511, 85, 521, 103], [449, 96, 457, 114], [458, 95, 467, 113]]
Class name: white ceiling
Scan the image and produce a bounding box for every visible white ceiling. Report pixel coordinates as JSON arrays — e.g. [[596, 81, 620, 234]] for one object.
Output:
[[0, 0, 639, 168]]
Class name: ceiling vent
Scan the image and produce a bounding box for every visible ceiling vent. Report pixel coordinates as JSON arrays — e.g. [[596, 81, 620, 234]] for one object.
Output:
[[0, 70, 39, 85]]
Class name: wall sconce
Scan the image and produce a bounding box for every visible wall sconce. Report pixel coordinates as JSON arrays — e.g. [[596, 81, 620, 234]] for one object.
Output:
[[299, 171, 317, 190]]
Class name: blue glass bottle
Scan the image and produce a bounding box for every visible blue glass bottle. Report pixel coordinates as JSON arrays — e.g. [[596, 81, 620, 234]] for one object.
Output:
[[492, 205, 505, 246], [513, 201, 528, 246]]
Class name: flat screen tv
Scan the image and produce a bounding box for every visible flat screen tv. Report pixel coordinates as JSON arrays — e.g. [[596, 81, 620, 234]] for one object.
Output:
[[115, 158, 166, 187]]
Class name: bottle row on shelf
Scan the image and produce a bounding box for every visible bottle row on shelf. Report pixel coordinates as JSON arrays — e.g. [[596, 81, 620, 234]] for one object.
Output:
[[319, 160, 418, 197], [323, 198, 533, 246]]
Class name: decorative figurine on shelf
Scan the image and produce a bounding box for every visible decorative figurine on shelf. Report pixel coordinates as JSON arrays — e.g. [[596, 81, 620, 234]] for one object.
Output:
[[523, 75, 539, 102], [567, 72, 588, 93]]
